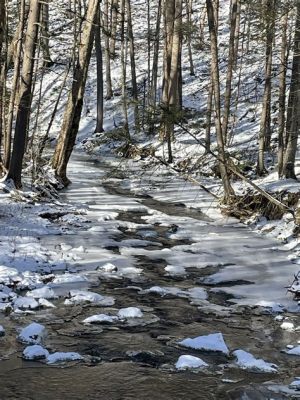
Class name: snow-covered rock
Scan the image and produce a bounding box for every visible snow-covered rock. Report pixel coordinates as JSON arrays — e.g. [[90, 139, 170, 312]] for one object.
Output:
[[83, 314, 118, 324], [38, 298, 56, 308], [46, 352, 82, 364], [98, 263, 118, 273], [285, 346, 300, 356], [27, 286, 57, 300], [179, 333, 229, 355], [175, 355, 208, 370], [290, 378, 300, 390], [280, 321, 294, 331], [18, 322, 46, 344], [14, 296, 39, 310], [64, 290, 115, 306], [118, 307, 143, 319], [23, 345, 49, 360], [233, 350, 278, 373]]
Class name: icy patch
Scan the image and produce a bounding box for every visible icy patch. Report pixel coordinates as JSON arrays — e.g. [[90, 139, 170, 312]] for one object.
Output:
[[18, 323, 46, 344], [178, 333, 229, 355], [46, 352, 83, 364], [98, 263, 118, 273], [233, 350, 278, 373], [23, 345, 49, 360], [64, 290, 115, 306], [175, 355, 208, 370], [38, 298, 56, 308], [83, 314, 118, 324], [118, 307, 143, 319], [290, 378, 300, 390]]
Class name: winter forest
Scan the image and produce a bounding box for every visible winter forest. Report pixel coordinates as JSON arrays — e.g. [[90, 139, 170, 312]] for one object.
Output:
[[1, 0, 300, 398]]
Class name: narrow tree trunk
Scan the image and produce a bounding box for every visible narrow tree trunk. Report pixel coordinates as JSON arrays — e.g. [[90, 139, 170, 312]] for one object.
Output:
[[186, 0, 194, 76], [282, 2, 300, 179], [256, 0, 276, 175], [0, 0, 6, 165], [52, 0, 99, 185], [103, 0, 113, 99], [278, 9, 288, 177], [41, 0, 52, 67], [222, 0, 238, 142], [126, 0, 139, 131], [110, 0, 118, 58], [6, 0, 41, 188], [4, 0, 26, 169], [206, 0, 235, 203], [95, 7, 104, 133], [120, 0, 130, 138]]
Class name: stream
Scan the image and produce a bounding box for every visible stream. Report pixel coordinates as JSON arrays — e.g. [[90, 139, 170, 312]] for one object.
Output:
[[0, 154, 300, 399]]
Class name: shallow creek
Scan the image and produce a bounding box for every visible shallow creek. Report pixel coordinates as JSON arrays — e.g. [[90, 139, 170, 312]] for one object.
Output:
[[0, 154, 300, 399]]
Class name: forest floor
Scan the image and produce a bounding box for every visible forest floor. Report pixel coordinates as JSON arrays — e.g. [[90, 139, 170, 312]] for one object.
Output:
[[0, 153, 300, 399]]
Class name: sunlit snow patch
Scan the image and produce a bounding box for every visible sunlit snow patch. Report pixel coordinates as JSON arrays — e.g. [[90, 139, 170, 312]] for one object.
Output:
[[175, 355, 208, 370], [285, 346, 300, 356], [178, 333, 229, 355], [233, 350, 278, 373]]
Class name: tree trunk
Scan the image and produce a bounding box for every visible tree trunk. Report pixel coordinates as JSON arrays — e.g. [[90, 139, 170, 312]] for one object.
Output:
[[282, 1, 300, 179], [41, 0, 52, 67], [52, 0, 99, 185], [278, 8, 288, 177], [6, 0, 41, 188], [222, 0, 238, 142], [126, 0, 139, 131], [103, 0, 113, 99], [256, 0, 276, 175], [4, 0, 26, 170], [120, 0, 130, 138], [95, 7, 104, 133], [206, 0, 235, 203], [186, 0, 194, 76], [110, 0, 118, 58]]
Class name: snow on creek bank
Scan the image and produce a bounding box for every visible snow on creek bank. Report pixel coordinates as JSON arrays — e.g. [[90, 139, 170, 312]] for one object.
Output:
[[0, 154, 300, 399]]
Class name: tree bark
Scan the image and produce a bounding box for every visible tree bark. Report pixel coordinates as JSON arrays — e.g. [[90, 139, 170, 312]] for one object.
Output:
[[52, 0, 99, 185], [282, 1, 300, 179], [95, 7, 104, 133], [5, 0, 41, 188], [206, 0, 235, 203]]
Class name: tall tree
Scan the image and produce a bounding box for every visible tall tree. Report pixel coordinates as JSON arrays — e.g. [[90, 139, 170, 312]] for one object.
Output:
[[281, 1, 300, 179], [52, 0, 100, 185], [95, 7, 104, 133], [6, 0, 41, 188], [206, 0, 235, 202]]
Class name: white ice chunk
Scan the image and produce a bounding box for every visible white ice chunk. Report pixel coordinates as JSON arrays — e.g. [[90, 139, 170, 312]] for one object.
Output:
[[165, 265, 186, 275], [18, 322, 46, 344], [64, 290, 115, 306], [46, 352, 83, 364], [38, 298, 56, 308], [14, 296, 39, 310], [175, 355, 208, 370], [0, 265, 19, 284], [23, 345, 49, 360], [233, 350, 278, 373], [286, 346, 300, 356], [280, 321, 294, 331], [98, 263, 118, 273], [179, 333, 229, 355], [27, 286, 57, 299], [290, 379, 300, 390], [118, 307, 143, 319], [83, 314, 118, 324], [53, 273, 87, 284]]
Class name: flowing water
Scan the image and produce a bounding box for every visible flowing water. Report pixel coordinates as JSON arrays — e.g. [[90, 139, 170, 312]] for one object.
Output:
[[0, 154, 300, 399]]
